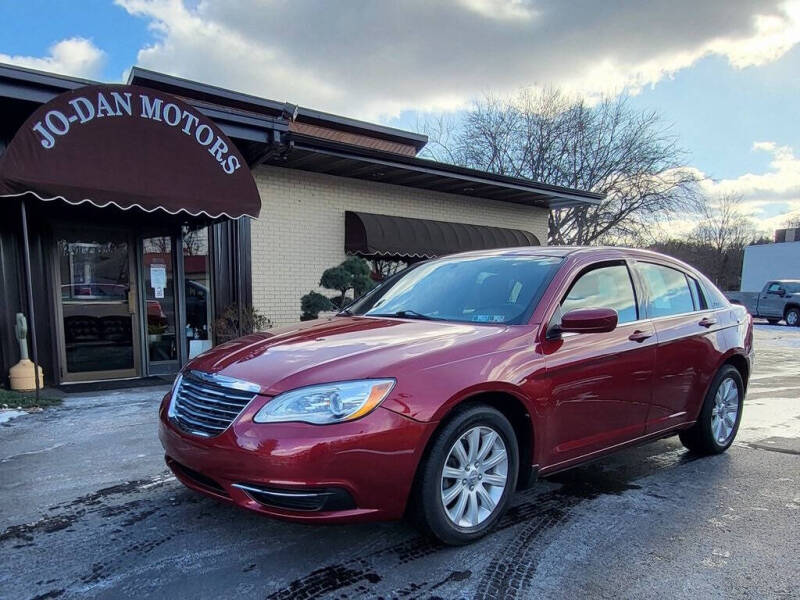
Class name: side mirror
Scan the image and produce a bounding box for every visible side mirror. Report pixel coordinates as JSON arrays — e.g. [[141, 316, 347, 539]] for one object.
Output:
[[560, 308, 618, 334]]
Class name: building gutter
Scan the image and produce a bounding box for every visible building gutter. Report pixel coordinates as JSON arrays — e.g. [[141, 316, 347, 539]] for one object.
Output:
[[288, 137, 604, 208]]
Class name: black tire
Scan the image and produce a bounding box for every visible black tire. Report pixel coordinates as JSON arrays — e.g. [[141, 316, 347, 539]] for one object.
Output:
[[786, 307, 800, 327], [767, 318, 780, 325], [679, 365, 744, 455], [413, 404, 519, 545]]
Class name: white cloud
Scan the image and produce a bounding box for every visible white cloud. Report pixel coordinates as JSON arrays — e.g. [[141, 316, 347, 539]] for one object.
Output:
[[115, 0, 800, 120], [694, 141, 800, 231], [708, 2, 800, 67], [457, 0, 537, 21], [0, 37, 106, 80]]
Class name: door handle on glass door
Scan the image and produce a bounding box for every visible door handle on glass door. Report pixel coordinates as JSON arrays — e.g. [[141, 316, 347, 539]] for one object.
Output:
[[127, 289, 137, 314], [628, 330, 652, 342], [699, 317, 716, 328]]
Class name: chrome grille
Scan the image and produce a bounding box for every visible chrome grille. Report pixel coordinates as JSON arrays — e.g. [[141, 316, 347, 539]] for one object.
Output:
[[170, 371, 258, 437]]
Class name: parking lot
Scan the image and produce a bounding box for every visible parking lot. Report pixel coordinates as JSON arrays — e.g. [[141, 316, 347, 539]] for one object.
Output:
[[1, 323, 799, 599]]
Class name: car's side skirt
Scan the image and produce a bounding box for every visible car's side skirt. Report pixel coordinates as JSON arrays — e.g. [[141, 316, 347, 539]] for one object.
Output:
[[537, 422, 695, 478]]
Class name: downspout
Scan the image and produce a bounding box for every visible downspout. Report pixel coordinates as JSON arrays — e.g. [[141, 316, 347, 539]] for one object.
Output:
[[19, 197, 40, 402], [236, 220, 242, 338]]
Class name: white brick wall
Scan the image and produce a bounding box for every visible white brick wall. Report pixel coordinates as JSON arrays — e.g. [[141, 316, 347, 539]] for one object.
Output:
[[250, 165, 550, 325]]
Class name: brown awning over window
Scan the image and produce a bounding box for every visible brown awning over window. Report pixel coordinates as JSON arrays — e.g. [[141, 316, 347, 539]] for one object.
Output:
[[0, 84, 260, 219], [345, 211, 540, 260]]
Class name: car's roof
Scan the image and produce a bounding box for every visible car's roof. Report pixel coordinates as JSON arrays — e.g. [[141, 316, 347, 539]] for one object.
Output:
[[443, 246, 573, 259], [444, 245, 714, 280], [446, 245, 678, 260]]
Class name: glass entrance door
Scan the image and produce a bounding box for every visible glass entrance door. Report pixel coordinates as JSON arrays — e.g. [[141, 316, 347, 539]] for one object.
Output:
[[56, 229, 140, 381], [183, 226, 213, 360], [142, 236, 179, 374]]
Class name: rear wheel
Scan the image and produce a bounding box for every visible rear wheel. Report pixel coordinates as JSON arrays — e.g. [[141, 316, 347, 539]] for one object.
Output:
[[679, 365, 743, 455], [786, 307, 800, 327], [414, 405, 518, 545]]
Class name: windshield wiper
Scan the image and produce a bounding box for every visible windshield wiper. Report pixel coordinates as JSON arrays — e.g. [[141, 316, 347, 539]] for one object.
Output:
[[337, 307, 353, 316], [369, 309, 440, 321]]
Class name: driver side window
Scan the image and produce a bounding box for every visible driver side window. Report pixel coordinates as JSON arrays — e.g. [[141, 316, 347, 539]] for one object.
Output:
[[560, 264, 638, 324]]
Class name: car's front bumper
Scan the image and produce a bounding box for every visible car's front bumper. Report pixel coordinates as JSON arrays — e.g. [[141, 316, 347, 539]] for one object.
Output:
[[158, 395, 434, 522]]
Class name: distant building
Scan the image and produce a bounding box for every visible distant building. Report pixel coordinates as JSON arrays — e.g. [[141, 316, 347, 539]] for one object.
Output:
[[775, 227, 800, 243], [740, 231, 800, 291]]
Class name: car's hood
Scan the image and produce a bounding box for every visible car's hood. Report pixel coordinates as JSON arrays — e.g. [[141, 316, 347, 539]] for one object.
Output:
[[186, 316, 521, 396]]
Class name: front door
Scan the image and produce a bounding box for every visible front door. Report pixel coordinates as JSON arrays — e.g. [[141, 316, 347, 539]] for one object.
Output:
[[56, 228, 141, 381], [540, 262, 655, 468], [759, 282, 786, 318]]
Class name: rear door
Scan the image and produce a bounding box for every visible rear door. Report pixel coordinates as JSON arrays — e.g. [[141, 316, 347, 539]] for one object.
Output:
[[635, 261, 726, 433], [540, 261, 655, 468]]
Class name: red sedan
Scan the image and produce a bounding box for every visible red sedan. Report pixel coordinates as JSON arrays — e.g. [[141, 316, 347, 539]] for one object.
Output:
[[159, 247, 753, 544]]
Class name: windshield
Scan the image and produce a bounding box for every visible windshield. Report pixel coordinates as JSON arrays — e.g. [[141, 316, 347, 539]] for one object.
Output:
[[349, 255, 563, 325]]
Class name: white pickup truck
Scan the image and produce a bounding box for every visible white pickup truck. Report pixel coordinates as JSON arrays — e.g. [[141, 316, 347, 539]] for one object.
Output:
[[725, 280, 800, 326]]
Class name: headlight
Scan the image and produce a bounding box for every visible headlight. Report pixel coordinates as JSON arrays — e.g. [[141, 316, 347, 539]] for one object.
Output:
[[253, 379, 395, 425], [166, 373, 183, 418]]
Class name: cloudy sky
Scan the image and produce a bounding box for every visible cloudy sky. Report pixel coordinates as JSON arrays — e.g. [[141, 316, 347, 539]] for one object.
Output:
[[2, 0, 799, 234]]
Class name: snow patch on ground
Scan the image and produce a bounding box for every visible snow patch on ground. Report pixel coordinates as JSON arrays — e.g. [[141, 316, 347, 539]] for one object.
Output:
[[753, 324, 800, 348], [760, 338, 800, 349], [0, 409, 28, 424]]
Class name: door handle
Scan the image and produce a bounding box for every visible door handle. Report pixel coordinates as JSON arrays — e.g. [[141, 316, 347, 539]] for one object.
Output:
[[628, 330, 652, 342], [698, 317, 716, 328], [127, 289, 137, 314]]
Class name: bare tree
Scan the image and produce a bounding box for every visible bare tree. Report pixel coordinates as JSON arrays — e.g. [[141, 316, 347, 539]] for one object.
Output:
[[421, 88, 699, 245], [370, 258, 406, 281], [782, 214, 800, 229], [183, 228, 207, 256], [690, 193, 757, 288], [143, 236, 170, 253]]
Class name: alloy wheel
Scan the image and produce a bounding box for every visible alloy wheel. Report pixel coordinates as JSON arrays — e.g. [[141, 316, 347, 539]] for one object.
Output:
[[440, 425, 508, 528], [710, 377, 740, 445], [787, 310, 799, 326]]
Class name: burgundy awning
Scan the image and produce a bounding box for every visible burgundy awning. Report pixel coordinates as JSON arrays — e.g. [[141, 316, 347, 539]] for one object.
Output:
[[0, 84, 260, 219], [345, 210, 540, 259]]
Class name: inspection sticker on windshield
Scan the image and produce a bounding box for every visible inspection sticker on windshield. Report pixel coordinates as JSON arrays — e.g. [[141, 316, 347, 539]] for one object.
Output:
[[473, 314, 506, 323]]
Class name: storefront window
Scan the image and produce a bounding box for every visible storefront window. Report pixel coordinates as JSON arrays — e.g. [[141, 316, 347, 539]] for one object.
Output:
[[183, 226, 213, 358], [57, 230, 136, 376]]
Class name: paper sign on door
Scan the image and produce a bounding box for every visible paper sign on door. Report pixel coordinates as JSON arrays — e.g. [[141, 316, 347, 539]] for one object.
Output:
[[150, 265, 166, 299]]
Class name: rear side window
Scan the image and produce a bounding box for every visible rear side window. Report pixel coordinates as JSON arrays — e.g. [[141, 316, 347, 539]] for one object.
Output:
[[638, 263, 694, 317], [699, 276, 729, 309], [687, 276, 707, 310], [561, 264, 638, 324]]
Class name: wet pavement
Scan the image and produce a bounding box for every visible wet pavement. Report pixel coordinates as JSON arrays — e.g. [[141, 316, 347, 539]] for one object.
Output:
[[1, 324, 799, 599]]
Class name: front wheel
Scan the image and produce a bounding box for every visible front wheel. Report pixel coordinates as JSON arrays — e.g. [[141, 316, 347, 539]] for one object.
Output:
[[786, 307, 800, 327], [413, 405, 518, 545], [680, 365, 744, 454]]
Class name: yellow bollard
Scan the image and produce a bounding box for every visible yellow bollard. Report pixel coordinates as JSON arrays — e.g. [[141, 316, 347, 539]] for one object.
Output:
[[9, 313, 43, 392], [9, 359, 44, 392]]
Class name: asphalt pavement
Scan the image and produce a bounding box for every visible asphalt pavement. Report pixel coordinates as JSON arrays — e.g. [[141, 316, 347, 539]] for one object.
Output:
[[1, 324, 798, 599]]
